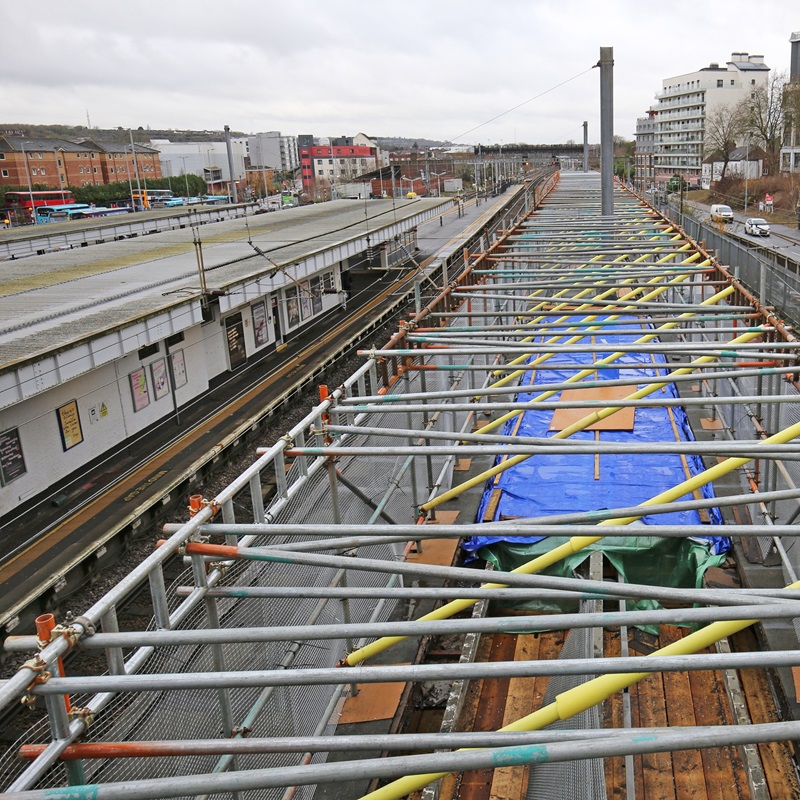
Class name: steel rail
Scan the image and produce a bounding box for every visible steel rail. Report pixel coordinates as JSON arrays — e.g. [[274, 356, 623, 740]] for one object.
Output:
[[8, 602, 800, 652], [6, 722, 800, 800], [338, 365, 790, 402], [12, 649, 800, 696]]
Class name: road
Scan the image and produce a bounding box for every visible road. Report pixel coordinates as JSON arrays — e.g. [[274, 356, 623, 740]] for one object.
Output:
[[681, 196, 800, 261]]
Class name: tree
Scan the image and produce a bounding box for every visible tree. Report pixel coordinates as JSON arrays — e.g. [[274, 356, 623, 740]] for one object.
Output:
[[740, 70, 787, 175], [704, 102, 746, 181], [613, 135, 634, 158]]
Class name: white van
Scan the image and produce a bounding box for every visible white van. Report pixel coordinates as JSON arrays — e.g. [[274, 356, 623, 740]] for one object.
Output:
[[710, 204, 734, 223]]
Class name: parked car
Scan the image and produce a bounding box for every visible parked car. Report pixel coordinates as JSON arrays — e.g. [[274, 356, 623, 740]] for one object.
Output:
[[744, 217, 770, 236], [710, 204, 734, 223]]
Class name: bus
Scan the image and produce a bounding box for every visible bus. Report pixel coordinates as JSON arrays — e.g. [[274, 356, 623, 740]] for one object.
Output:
[[203, 195, 230, 205], [49, 206, 133, 222], [131, 189, 177, 209], [35, 203, 91, 224], [4, 190, 76, 210]]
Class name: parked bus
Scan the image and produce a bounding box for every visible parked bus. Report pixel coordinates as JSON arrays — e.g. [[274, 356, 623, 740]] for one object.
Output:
[[131, 189, 176, 209], [35, 203, 91, 224], [49, 206, 133, 222], [4, 190, 76, 210], [78, 206, 132, 219], [203, 195, 230, 205]]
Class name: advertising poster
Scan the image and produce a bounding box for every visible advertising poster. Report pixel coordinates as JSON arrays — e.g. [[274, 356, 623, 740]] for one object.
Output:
[[252, 301, 268, 347], [300, 281, 312, 319], [56, 400, 84, 450], [129, 368, 150, 412], [170, 349, 188, 388], [151, 358, 170, 400], [286, 286, 300, 328], [311, 276, 323, 315]]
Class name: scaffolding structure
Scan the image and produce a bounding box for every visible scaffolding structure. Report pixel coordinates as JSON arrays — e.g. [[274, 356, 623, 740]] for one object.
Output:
[[4, 172, 800, 799]]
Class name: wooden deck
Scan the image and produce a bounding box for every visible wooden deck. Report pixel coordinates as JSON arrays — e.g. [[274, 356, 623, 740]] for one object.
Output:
[[433, 623, 799, 800]]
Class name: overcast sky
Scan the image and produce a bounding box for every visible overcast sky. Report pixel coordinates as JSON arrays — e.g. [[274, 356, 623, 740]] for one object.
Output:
[[3, 1, 798, 145]]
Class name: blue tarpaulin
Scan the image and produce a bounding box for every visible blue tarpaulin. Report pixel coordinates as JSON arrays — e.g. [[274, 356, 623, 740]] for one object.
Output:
[[465, 314, 729, 556]]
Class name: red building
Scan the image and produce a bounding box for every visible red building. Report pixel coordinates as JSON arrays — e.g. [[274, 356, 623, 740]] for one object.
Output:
[[0, 135, 161, 191], [299, 140, 379, 199]]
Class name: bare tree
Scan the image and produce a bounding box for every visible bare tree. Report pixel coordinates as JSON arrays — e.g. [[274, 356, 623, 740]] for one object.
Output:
[[704, 102, 746, 181], [741, 70, 787, 174]]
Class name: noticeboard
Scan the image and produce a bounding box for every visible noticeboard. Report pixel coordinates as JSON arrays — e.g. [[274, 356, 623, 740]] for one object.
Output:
[[225, 312, 247, 369], [56, 400, 84, 451], [0, 427, 26, 484]]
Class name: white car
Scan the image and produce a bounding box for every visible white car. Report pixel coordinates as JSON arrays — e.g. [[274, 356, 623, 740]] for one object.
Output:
[[710, 203, 734, 223], [744, 217, 770, 236]]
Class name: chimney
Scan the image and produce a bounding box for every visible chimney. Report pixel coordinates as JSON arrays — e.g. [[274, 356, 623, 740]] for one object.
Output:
[[791, 31, 800, 82]]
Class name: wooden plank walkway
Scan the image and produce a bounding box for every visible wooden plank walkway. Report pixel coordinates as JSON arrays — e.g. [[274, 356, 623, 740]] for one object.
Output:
[[436, 622, 799, 800]]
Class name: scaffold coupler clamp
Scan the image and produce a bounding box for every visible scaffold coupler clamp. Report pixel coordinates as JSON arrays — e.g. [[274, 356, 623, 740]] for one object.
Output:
[[66, 616, 97, 643], [51, 624, 82, 649], [20, 655, 50, 706], [68, 706, 95, 726]]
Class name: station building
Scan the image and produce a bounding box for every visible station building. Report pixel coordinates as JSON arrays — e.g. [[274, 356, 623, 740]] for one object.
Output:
[[0, 198, 446, 516]]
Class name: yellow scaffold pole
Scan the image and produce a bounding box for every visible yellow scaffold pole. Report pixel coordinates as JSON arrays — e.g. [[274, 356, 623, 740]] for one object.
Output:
[[489, 249, 700, 389], [507, 251, 623, 320], [424, 283, 738, 504], [357, 414, 800, 799], [495, 229, 681, 333], [494, 236, 689, 357], [343, 321, 759, 669]]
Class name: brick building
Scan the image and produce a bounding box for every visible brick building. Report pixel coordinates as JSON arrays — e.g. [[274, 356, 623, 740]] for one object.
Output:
[[0, 136, 161, 190]]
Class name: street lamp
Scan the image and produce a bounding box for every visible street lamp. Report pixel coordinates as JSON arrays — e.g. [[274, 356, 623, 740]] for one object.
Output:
[[180, 156, 190, 197], [744, 138, 750, 214], [124, 145, 135, 209], [128, 130, 143, 210], [400, 176, 416, 197], [18, 141, 39, 225], [430, 171, 446, 196], [53, 147, 67, 202]]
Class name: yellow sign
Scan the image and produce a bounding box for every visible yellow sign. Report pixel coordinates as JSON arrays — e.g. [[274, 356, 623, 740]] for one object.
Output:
[[57, 400, 84, 451]]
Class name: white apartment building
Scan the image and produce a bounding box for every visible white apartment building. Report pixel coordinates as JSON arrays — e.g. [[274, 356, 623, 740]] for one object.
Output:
[[247, 132, 300, 172], [780, 32, 800, 174], [637, 53, 770, 189]]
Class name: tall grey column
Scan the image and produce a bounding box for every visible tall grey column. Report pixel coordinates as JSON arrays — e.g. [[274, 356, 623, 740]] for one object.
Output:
[[224, 125, 238, 203], [583, 121, 589, 173], [599, 46, 614, 216]]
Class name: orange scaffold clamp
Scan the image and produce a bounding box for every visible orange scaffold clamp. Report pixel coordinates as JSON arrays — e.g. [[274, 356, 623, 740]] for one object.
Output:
[[188, 495, 221, 519]]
